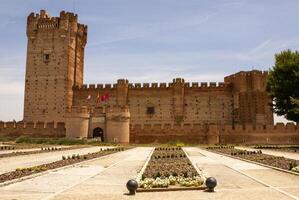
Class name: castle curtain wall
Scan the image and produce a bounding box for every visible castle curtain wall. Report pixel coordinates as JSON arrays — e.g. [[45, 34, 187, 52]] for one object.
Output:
[[0, 121, 298, 144], [130, 123, 299, 144], [0, 122, 65, 137], [72, 81, 234, 126]]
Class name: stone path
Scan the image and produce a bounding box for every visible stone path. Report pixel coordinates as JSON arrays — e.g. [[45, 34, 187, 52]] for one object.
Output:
[[0, 146, 113, 174], [0, 147, 153, 200], [184, 147, 299, 200], [0, 148, 41, 155], [235, 146, 299, 160], [0, 146, 299, 200], [0, 146, 68, 155]]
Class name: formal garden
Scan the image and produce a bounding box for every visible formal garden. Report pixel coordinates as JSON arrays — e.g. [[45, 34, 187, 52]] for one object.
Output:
[[0, 147, 128, 183], [207, 145, 299, 173], [136, 147, 208, 192]]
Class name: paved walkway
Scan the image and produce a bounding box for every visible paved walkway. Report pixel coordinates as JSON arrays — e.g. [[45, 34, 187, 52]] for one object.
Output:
[[184, 147, 299, 200], [235, 146, 299, 160], [0, 147, 299, 200], [0, 147, 153, 200], [0, 146, 113, 174], [0, 146, 69, 155], [0, 148, 41, 155]]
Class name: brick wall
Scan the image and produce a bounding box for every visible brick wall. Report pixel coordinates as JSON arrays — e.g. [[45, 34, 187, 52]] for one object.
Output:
[[0, 121, 66, 137], [130, 123, 299, 144]]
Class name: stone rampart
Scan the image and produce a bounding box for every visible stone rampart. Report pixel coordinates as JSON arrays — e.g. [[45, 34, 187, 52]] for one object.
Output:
[[0, 121, 65, 137], [130, 123, 299, 144]]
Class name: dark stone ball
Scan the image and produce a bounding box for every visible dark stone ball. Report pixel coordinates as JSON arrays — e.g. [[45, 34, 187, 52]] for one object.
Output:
[[126, 179, 138, 195], [205, 177, 217, 192]]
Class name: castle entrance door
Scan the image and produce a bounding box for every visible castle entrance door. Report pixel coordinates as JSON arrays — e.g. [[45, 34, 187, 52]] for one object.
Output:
[[93, 127, 104, 142]]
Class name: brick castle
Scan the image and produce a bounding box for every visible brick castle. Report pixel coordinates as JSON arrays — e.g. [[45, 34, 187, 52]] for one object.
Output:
[[0, 10, 298, 144]]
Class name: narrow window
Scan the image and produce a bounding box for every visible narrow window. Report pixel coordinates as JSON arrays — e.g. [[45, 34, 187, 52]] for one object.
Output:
[[146, 106, 155, 115], [43, 53, 50, 63]]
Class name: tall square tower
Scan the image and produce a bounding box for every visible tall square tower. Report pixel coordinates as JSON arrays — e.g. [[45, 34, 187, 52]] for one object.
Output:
[[23, 10, 87, 123]]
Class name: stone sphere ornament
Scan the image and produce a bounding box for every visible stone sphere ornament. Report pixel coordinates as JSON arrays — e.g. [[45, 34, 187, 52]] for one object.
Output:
[[126, 179, 138, 195], [205, 177, 217, 192]]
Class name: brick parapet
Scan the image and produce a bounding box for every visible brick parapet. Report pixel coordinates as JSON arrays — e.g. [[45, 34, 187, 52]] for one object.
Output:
[[0, 121, 66, 137], [130, 122, 299, 143], [73, 81, 231, 91]]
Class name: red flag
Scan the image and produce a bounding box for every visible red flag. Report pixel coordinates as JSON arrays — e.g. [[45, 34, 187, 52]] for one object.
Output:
[[101, 92, 109, 102]]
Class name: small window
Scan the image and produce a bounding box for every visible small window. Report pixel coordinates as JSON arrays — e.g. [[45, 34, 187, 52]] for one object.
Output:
[[43, 53, 50, 63], [146, 106, 155, 115]]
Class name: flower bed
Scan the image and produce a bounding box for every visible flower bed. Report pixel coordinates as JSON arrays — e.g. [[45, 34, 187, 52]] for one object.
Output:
[[0, 147, 128, 183], [254, 145, 299, 153], [208, 147, 299, 173], [0, 145, 16, 150], [138, 147, 206, 191]]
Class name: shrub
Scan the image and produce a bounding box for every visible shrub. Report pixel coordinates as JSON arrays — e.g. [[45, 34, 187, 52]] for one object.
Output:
[[62, 155, 66, 160], [16, 136, 33, 144], [15, 136, 87, 145], [167, 140, 185, 147], [56, 138, 86, 145], [0, 136, 13, 142], [16, 166, 48, 172]]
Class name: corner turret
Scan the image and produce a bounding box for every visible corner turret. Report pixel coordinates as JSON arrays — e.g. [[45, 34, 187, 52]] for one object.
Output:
[[224, 70, 273, 125]]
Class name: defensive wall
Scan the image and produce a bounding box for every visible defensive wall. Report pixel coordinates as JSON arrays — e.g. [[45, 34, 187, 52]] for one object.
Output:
[[72, 79, 234, 126], [130, 122, 299, 144], [0, 121, 65, 137], [0, 120, 298, 145]]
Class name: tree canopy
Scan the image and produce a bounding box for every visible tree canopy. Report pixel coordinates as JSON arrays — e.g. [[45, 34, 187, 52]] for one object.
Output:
[[267, 50, 299, 122]]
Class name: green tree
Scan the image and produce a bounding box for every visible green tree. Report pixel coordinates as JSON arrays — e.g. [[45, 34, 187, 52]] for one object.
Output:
[[267, 50, 299, 122]]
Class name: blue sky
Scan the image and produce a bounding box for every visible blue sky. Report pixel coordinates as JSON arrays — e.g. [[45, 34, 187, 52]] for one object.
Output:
[[0, 0, 298, 121]]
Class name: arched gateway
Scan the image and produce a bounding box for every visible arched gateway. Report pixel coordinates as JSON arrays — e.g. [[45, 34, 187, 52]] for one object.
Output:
[[93, 127, 104, 141]]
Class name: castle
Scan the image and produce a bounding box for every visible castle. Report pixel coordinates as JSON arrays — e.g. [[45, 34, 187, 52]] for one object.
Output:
[[1, 10, 298, 144]]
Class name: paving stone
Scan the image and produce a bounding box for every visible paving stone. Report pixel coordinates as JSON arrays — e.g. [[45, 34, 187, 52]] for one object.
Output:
[[1, 147, 298, 200], [0, 146, 112, 174]]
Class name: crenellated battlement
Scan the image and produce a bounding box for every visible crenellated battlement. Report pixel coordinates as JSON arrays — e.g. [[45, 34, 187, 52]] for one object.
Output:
[[130, 122, 299, 132], [77, 24, 88, 44], [59, 10, 78, 22], [219, 122, 299, 134], [225, 70, 268, 79], [224, 70, 269, 93], [173, 78, 185, 84], [73, 80, 231, 91], [0, 121, 66, 137], [27, 10, 87, 40], [73, 84, 116, 90], [130, 122, 299, 144], [117, 79, 129, 85]]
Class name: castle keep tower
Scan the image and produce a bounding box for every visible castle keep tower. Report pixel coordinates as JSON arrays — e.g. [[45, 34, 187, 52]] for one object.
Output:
[[24, 10, 87, 123]]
